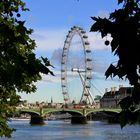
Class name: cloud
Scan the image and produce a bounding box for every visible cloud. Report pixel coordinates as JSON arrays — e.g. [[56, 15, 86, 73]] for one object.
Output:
[[50, 48, 62, 67], [40, 70, 82, 84], [41, 73, 61, 83], [88, 32, 111, 50], [96, 10, 110, 18], [32, 29, 67, 52], [32, 28, 111, 53], [40, 67, 108, 85], [32, 28, 116, 83]]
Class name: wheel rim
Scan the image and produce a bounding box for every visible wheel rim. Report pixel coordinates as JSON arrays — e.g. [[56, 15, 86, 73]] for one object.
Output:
[[61, 26, 93, 105]]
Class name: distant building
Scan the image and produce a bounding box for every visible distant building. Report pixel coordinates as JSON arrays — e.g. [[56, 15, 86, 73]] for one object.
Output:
[[100, 86, 133, 108], [48, 97, 55, 108], [94, 99, 100, 109]]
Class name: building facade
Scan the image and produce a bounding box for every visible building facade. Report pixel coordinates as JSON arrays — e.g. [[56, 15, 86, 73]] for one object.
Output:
[[100, 86, 133, 108]]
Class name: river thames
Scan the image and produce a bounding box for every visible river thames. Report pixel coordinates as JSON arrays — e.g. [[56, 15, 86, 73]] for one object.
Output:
[[1, 120, 140, 140]]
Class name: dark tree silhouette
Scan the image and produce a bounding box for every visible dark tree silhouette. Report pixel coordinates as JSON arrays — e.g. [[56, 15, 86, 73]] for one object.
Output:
[[0, 0, 53, 137], [91, 0, 140, 128]]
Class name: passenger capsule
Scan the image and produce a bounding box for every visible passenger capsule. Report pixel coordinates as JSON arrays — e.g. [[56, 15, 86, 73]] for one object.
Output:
[[81, 30, 86, 34], [86, 49, 91, 53], [83, 35, 88, 38], [85, 42, 90, 45], [61, 77, 65, 80], [86, 58, 92, 61], [86, 67, 92, 70]]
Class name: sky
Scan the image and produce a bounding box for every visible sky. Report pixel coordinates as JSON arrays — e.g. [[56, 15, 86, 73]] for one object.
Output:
[[19, 0, 129, 103]]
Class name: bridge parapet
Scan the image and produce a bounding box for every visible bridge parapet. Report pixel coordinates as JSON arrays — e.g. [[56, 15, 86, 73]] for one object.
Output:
[[18, 108, 121, 116], [18, 108, 121, 117]]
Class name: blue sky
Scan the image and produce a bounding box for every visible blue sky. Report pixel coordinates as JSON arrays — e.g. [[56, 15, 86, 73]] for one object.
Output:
[[19, 0, 129, 103]]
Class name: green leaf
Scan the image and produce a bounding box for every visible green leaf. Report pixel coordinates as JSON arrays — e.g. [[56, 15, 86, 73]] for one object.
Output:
[[0, 0, 54, 137], [91, 0, 140, 128], [118, 0, 124, 4], [110, 39, 118, 52], [119, 96, 133, 110], [118, 111, 129, 128], [91, 16, 98, 21], [105, 64, 117, 79]]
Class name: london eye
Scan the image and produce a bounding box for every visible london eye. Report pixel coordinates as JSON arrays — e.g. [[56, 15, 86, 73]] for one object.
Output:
[[61, 26, 94, 105]]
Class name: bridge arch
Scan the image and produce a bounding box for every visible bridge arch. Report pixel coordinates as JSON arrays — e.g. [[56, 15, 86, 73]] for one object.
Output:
[[19, 110, 40, 116], [19, 110, 44, 125], [85, 109, 119, 117], [43, 109, 86, 124], [43, 109, 83, 117]]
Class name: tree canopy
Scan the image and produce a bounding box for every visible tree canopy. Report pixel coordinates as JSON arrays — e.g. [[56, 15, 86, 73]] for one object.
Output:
[[91, 0, 140, 127], [0, 0, 53, 137]]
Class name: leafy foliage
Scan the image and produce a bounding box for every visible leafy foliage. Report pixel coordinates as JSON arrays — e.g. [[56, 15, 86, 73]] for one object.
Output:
[[0, 0, 53, 137], [91, 0, 140, 127]]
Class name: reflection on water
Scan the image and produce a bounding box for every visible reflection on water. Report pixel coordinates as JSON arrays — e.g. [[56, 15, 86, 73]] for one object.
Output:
[[1, 120, 140, 140]]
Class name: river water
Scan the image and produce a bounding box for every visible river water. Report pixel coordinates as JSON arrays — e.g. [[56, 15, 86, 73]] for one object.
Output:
[[1, 120, 140, 140]]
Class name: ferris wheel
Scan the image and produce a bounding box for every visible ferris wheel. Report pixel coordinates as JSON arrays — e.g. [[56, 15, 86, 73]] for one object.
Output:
[[61, 26, 94, 105]]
